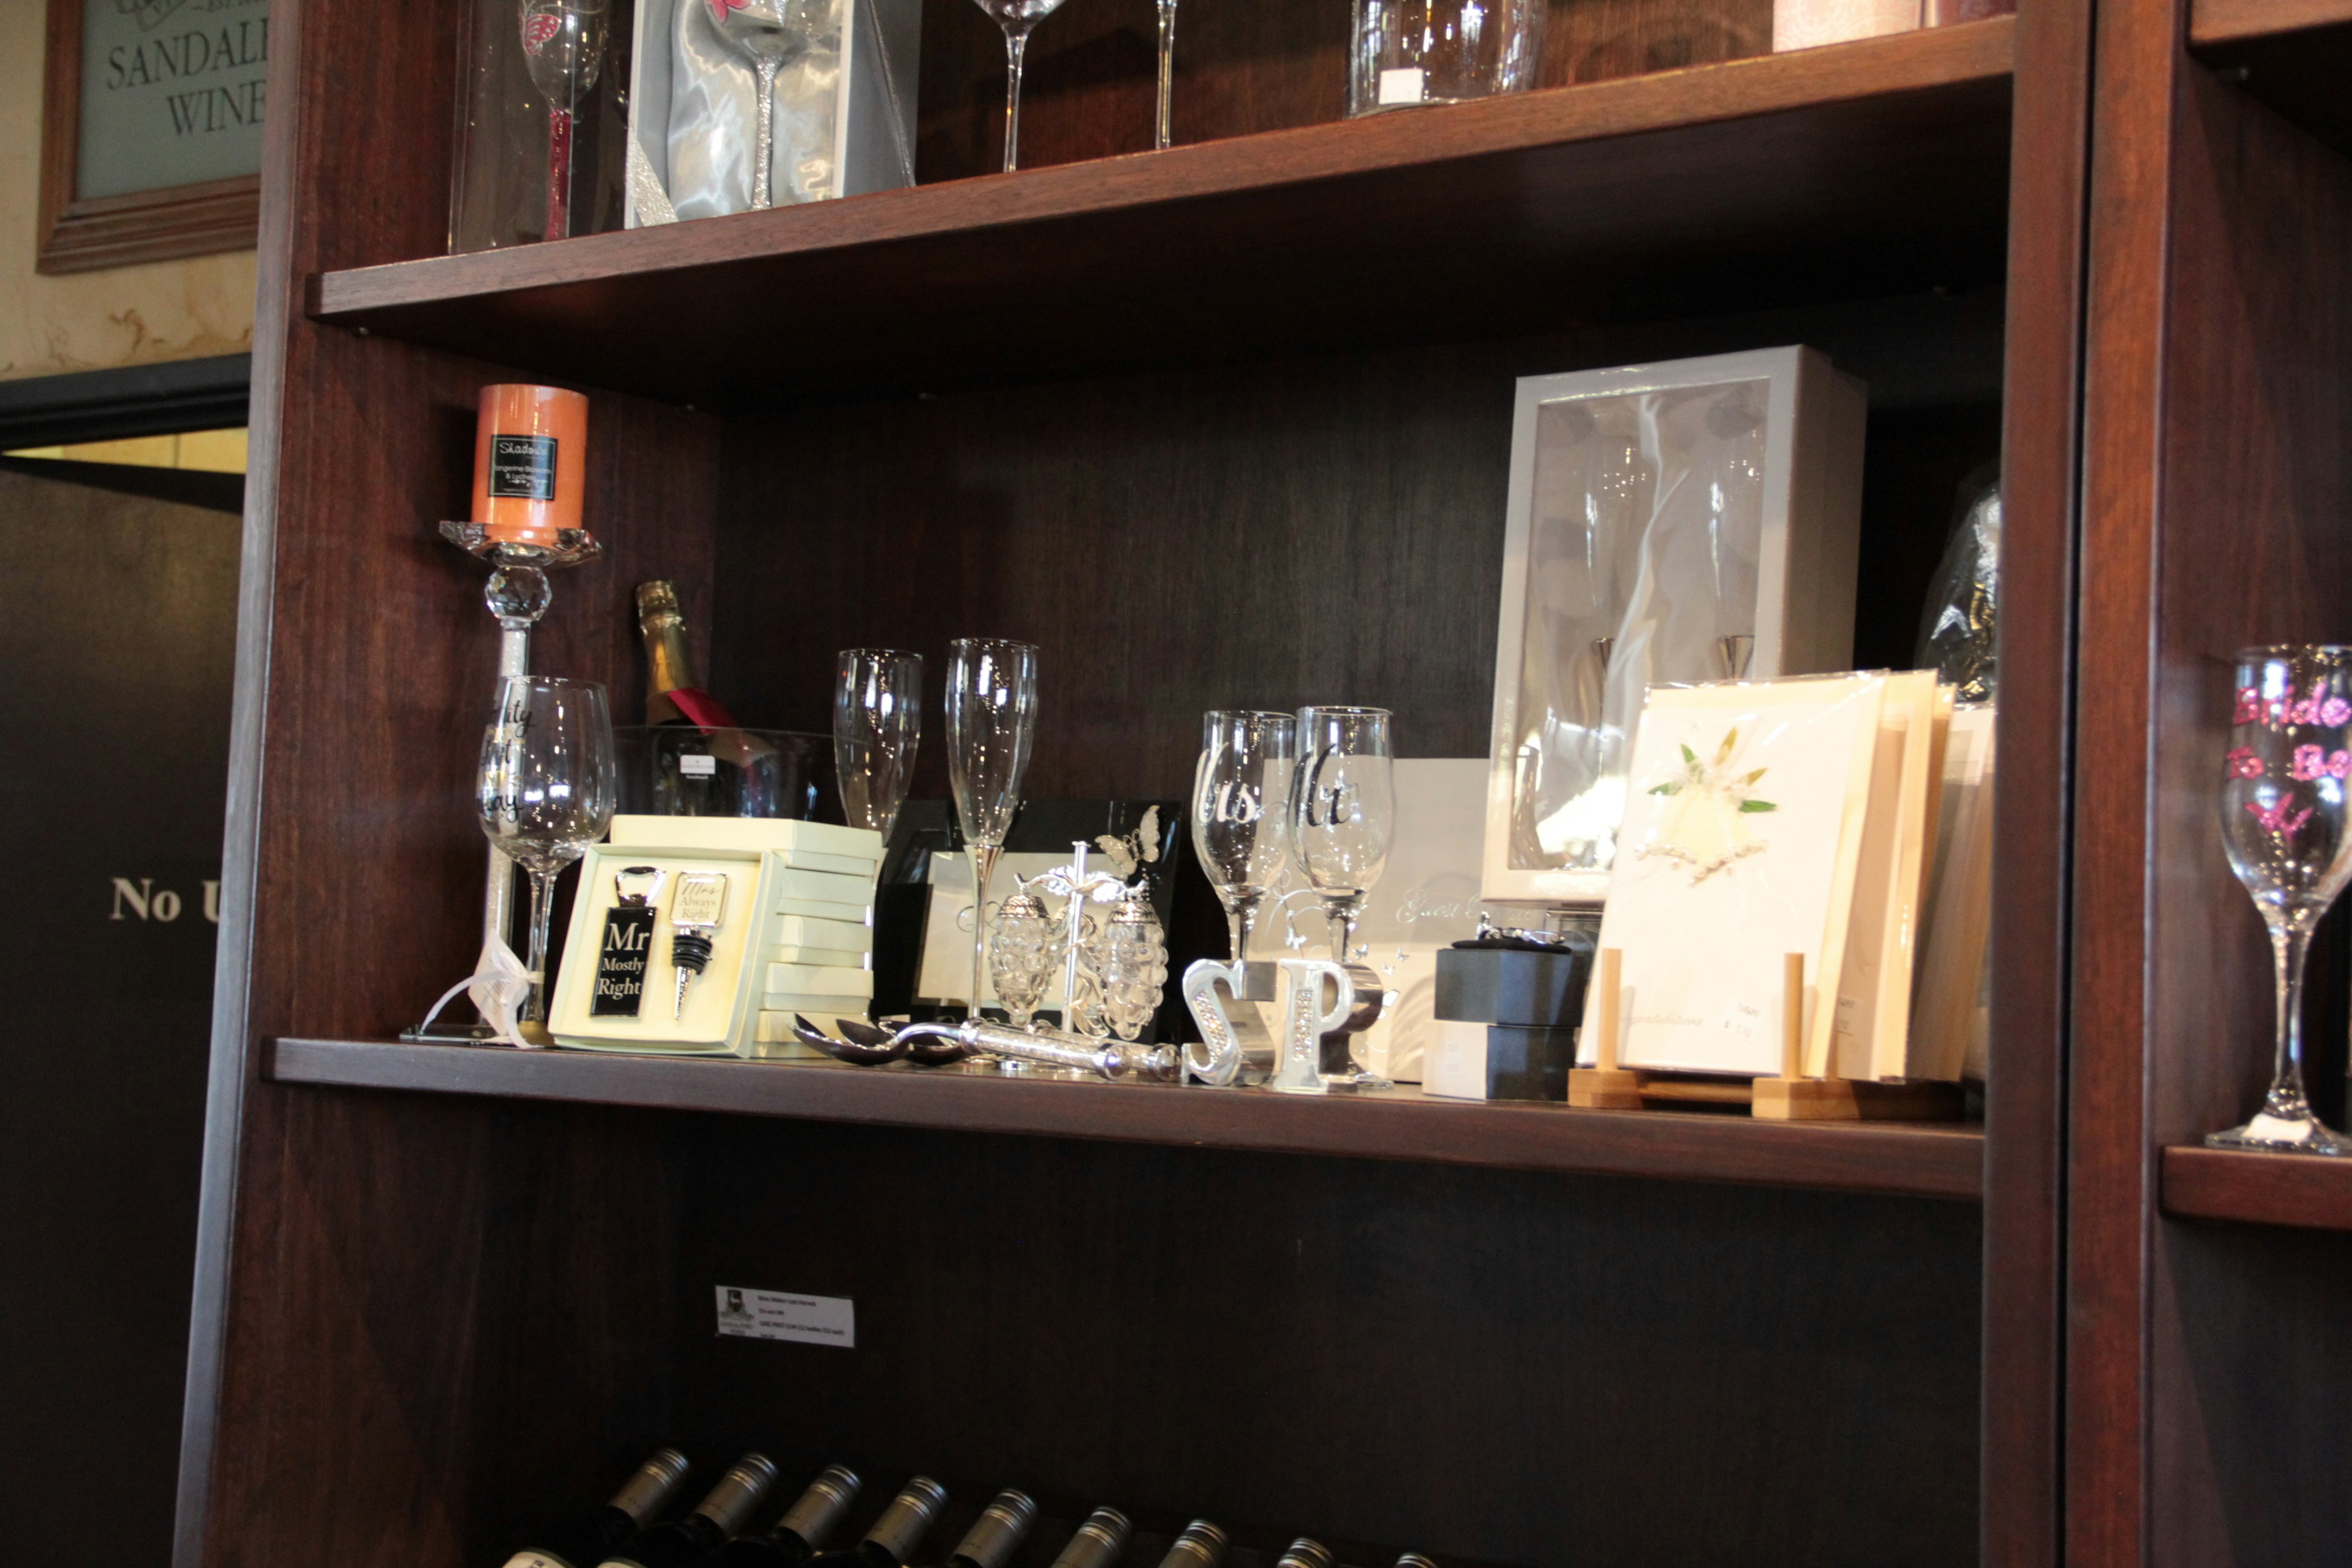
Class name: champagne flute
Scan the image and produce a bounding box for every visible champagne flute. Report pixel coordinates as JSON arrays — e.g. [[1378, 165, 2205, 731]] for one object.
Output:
[[710, 0, 818, 209], [1154, 0, 1180, 150], [833, 649, 924, 841], [1191, 710, 1295, 991], [946, 638, 1039, 1022], [970, 0, 1070, 173], [1287, 706, 1396, 967], [477, 676, 618, 1042], [2211, 646, 2352, 1153], [518, 0, 610, 238]]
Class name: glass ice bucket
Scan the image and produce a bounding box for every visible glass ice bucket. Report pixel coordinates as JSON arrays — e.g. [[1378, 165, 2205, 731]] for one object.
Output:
[[614, 726, 835, 819], [1348, 0, 1545, 116]]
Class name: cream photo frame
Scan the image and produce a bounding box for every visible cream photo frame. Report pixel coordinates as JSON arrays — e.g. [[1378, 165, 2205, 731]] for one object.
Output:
[[1482, 345, 1866, 908]]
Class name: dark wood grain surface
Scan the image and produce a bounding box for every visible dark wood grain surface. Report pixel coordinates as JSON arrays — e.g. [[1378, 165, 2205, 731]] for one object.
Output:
[[2163, 1146, 2352, 1227], [1976, 0, 2094, 1561], [662, 1117, 1983, 1568], [267, 1038, 1988, 1199], [308, 23, 2015, 408], [711, 290, 2004, 804], [2188, 9, 2352, 158], [2072, 13, 2352, 1566]]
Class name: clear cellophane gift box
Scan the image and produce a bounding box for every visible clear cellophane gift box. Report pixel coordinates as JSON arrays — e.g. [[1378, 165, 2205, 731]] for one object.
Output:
[[450, 0, 637, 250]]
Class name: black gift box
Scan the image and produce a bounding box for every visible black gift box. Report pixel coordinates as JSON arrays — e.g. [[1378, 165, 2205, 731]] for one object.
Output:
[[1480, 1023, 1577, 1101], [1434, 944, 1593, 1027]]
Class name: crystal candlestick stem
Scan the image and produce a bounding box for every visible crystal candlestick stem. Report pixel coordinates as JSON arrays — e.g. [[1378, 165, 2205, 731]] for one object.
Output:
[[405, 523, 603, 1042]]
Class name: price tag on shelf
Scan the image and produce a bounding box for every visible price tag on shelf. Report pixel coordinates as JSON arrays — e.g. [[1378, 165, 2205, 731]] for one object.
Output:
[[1378, 67, 1426, 106], [715, 1285, 856, 1348]]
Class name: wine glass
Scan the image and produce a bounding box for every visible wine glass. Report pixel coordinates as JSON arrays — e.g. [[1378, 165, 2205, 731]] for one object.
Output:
[[518, 0, 609, 238], [946, 638, 1039, 1022], [2211, 646, 2352, 1153], [1154, 0, 1180, 149], [970, 0, 1069, 173], [1289, 706, 1395, 965], [710, 0, 819, 208], [1191, 710, 1296, 987], [834, 649, 923, 841], [477, 676, 618, 1042]]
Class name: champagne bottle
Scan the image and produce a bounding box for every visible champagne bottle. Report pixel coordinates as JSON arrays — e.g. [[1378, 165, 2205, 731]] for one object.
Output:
[[1045, 1507, 1130, 1568], [636, 581, 738, 729], [944, 1490, 1039, 1568], [1153, 1521, 1226, 1568], [707, 1465, 864, 1568], [597, 1453, 780, 1568], [800, 1477, 949, 1568], [500, 1448, 692, 1568]]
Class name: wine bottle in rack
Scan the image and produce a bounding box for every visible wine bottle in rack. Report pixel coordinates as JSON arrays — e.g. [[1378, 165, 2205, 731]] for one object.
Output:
[[500, 1447, 693, 1568], [1045, 1507, 1131, 1568], [944, 1490, 1039, 1568], [801, 1477, 950, 1568], [1272, 1540, 1332, 1568], [1153, 1521, 1227, 1568], [597, 1453, 781, 1568], [708, 1464, 864, 1568]]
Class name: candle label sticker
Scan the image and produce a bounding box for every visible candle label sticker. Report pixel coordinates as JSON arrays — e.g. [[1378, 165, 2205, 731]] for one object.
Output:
[[488, 434, 559, 500], [592, 904, 657, 1016]]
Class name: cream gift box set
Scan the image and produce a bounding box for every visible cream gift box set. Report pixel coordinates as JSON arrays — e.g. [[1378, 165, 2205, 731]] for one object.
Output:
[[548, 816, 882, 1057]]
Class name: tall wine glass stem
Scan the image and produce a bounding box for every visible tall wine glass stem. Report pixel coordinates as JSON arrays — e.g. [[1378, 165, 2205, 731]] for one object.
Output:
[[968, 842, 1003, 1022], [1155, 0, 1178, 149], [545, 106, 575, 239], [1224, 892, 1263, 967], [522, 867, 557, 1033], [2263, 918, 2315, 1118], [752, 58, 781, 208], [1001, 26, 1032, 173], [1324, 897, 1362, 965]]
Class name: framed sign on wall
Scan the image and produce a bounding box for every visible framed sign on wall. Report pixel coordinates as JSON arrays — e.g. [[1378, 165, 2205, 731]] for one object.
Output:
[[39, 0, 266, 273]]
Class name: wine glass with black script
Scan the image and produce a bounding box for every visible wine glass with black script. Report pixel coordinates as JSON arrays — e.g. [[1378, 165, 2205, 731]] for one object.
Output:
[[834, 649, 923, 842], [1191, 710, 1296, 984], [2211, 645, 2352, 1153], [970, 0, 1070, 172], [946, 638, 1039, 1023], [478, 676, 617, 1041]]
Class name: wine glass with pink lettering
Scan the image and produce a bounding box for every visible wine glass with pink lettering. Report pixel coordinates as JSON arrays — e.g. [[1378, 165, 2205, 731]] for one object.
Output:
[[2212, 644, 2352, 1153]]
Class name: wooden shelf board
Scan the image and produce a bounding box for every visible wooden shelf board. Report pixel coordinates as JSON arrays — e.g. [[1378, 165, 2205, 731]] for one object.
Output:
[[309, 21, 2015, 408], [2191, 0, 2352, 157], [2161, 1143, 2352, 1230], [267, 1037, 1985, 1200]]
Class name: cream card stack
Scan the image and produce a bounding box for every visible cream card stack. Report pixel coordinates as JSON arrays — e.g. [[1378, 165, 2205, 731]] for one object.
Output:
[[1581, 671, 1971, 1082]]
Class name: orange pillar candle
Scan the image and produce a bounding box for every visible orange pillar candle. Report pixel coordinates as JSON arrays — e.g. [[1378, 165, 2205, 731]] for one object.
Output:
[[471, 384, 588, 545]]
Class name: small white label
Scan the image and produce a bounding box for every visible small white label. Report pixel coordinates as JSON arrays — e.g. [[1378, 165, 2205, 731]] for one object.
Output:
[[1716, 997, 1764, 1042], [1378, 66, 1425, 105], [715, 1285, 855, 1348], [680, 753, 718, 778]]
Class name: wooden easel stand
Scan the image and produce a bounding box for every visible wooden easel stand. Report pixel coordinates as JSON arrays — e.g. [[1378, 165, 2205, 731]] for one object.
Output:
[[1569, 949, 1960, 1121]]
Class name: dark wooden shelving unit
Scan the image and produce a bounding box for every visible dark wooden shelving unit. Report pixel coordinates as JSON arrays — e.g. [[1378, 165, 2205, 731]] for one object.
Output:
[[268, 1038, 1987, 1199], [2161, 1145, 2352, 1230], [2190, 0, 2352, 156], [176, 0, 2100, 1564], [308, 21, 2014, 405]]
